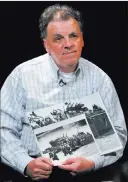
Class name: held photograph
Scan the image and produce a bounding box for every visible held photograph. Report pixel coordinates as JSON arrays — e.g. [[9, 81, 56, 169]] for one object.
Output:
[[27, 92, 123, 164], [34, 116, 99, 165]]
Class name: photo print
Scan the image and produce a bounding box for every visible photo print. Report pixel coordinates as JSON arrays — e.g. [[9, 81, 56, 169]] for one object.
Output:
[[27, 92, 123, 164]]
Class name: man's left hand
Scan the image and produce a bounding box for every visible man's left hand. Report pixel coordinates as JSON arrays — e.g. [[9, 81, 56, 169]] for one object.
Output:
[[58, 157, 95, 176]]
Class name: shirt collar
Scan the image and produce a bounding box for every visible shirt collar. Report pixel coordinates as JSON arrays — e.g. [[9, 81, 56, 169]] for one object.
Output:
[[48, 54, 81, 80]]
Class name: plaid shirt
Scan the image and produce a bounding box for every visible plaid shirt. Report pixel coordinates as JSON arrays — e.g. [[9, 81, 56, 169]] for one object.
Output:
[[1, 53, 127, 174]]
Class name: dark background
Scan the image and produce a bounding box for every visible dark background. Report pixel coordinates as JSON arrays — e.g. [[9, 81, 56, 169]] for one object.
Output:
[[0, 1, 127, 120]]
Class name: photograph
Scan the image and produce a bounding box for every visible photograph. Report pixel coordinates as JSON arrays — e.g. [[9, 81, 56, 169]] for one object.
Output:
[[28, 100, 91, 129], [35, 118, 99, 165], [28, 92, 123, 158]]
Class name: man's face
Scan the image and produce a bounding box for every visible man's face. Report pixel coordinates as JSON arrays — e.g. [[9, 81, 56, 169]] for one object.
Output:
[[43, 18, 84, 72]]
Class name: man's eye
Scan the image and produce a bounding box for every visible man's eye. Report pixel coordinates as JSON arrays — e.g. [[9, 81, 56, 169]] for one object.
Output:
[[73, 34, 78, 37], [55, 37, 63, 41], [70, 34, 78, 39]]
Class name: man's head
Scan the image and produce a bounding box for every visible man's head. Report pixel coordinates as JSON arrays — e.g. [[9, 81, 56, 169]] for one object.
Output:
[[39, 4, 84, 72]]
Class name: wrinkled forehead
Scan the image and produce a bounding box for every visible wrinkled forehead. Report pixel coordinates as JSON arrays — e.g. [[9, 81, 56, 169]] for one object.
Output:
[[47, 18, 82, 36]]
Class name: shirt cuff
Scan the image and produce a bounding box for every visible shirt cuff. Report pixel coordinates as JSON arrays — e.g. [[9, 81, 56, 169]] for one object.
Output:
[[15, 154, 34, 175], [86, 155, 104, 170]]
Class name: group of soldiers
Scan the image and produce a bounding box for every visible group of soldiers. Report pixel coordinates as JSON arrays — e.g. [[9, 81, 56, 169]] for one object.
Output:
[[65, 102, 88, 117], [45, 132, 94, 161], [28, 102, 90, 130], [49, 150, 59, 161], [28, 111, 55, 129], [58, 132, 93, 155]]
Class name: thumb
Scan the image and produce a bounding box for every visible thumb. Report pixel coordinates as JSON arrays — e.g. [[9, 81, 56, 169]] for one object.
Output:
[[62, 157, 76, 165]]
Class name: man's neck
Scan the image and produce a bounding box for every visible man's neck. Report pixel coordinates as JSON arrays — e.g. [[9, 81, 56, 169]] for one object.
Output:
[[59, 64, 78, 73], [59, 67, 75, 73]]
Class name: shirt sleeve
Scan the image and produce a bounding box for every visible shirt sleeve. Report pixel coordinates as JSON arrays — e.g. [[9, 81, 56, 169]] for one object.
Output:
[[1, 68, 34, 174], [86, 72, 127, 170]]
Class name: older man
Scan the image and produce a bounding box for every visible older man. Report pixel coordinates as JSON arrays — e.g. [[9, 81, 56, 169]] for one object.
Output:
[[1, 4, 127, 182]]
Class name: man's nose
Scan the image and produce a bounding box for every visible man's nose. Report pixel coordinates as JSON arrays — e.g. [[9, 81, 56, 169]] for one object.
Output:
[[64, 38, 73, 48]]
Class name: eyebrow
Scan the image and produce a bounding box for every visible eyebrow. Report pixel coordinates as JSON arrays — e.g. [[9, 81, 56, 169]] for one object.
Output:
[[53, 32, 78, 37], [69, 32, 78, 36], [54, 34, 64, 37]]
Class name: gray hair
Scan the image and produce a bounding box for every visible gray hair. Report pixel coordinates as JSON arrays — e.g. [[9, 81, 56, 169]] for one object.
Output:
[[39, 4, 83, 39]]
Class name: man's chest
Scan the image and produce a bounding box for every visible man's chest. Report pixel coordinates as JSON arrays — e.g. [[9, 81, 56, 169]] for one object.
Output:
[[24, 77, 95, 112]]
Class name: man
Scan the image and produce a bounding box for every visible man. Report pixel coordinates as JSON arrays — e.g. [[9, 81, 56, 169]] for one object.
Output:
[[1, 4, 127, 182]]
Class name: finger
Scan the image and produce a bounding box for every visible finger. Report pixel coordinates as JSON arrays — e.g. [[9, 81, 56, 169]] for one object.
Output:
[[32, 169, 52, 180], [37, 169, 52, 176], [31, 167, 52, 179], [41, 157, 53, 166], [32, 174, 50, 180], [61, 157, 76, 165], [59, 160, 79, 172], [58, 164, 74, 171], [40, 161, 53, 171]]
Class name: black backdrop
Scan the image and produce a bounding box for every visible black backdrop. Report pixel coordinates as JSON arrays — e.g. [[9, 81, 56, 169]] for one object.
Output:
[[0, 1, 127, 120]]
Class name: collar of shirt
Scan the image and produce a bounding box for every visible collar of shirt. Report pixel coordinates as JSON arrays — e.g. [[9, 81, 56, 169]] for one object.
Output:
[[48, 54, 81, 81]]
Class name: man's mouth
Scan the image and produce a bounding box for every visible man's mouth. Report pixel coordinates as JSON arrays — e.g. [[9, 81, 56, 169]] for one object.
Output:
[[63, 51, 76, 55]]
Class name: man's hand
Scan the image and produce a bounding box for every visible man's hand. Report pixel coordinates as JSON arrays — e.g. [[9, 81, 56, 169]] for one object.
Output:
[[58, 157, 95, 176], [26, 157, 53, 180]]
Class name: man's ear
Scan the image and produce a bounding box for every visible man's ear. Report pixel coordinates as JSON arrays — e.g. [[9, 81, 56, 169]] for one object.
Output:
[[43, 39, 49, 53]]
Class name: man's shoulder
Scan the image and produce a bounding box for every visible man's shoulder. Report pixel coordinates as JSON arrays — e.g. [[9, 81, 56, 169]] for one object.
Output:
[[79, 57, 108, 77], [79, 57, 100, 70], [19, 53, 48, 68], [8, 53, 49, 78], [13, 53, 49, 73]]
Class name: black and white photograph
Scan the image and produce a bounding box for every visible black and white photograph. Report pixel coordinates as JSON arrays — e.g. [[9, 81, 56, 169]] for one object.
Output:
[[35, 117, 99, 165], [28, 100, 90, 130], [79, 93, 123, 154], [27, 92, 123, 163]]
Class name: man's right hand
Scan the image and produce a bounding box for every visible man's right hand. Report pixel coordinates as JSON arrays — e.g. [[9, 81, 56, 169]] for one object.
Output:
[[26, 157, 53, 180]]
